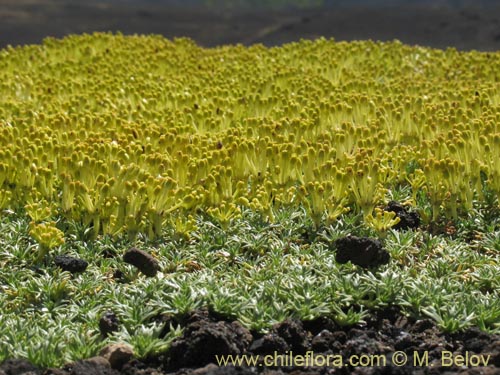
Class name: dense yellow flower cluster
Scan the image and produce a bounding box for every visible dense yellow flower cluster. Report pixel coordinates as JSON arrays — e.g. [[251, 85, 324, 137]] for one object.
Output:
[[0, 33, 499, 242]]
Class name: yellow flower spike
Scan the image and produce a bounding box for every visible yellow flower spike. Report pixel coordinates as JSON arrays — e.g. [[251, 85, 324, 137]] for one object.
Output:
[[25, 200, 53, 223], [207, 201, 241, 230], [236, 196, 250, 207], [326, 201, 350, 226], [365, 208, 401, 237], [407, 169, 426, 202], [170, 213, 197, 241], [181, 193, 199, 211], [0, 163, 8, 189], [0, 189, 12, 210], [29, 221, 65, 263]]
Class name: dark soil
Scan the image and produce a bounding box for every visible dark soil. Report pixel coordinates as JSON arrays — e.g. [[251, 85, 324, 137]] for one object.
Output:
[[2, 307, 499, 375], [334, 236, 390, 269], [0, 359, 40, 375], [2, 0, 500, 51]]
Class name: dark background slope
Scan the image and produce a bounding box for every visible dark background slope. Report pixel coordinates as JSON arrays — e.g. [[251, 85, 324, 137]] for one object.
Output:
[[1, 0, 500, 50]]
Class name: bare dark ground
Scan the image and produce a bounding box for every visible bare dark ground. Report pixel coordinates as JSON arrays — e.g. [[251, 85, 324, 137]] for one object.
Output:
[[1, 0, 500, 51]]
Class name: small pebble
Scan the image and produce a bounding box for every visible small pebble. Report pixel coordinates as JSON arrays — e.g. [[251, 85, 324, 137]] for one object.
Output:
[[123, 247, 159, 277], [99, 311, 120, 337], [99, 343, 134, 369], [54, 255, 88, 273]]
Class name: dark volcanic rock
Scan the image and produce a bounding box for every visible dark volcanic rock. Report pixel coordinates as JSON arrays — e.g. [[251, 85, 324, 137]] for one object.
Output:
[[302, 316, 337, 336], [0, 359, 40, 375], [122, 248, 159, 277], [488, 341, 500, 367], [344, 330, 392, 358], [99, 311, 120, 337], [410, 319, 436, 334], [385, 201, 420, 230], [270, 318, 309, 354], [54, 255, 88, 273], [249, 319, 310, 357], [4, 307, 500, 375], [455, 328, 500, 367], [311, 329, 347, 352], [457, 327, 495, 352], [334, 236, 390, 268], [99, 344, 134, 370], [191, 364, 256, 374], [64, 357, 119, 375], [165, 309, 253, 369], [43, 369, 67, 375], [248, 333, 289, 355]]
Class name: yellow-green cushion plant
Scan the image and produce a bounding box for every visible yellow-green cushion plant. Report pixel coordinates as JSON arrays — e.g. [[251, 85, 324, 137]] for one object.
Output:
[[0, 33, 499, 244]]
